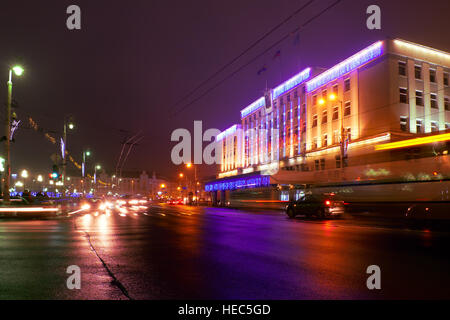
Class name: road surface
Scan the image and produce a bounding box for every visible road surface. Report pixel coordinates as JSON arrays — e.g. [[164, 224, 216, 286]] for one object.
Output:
[[0, 204, 449, 299]]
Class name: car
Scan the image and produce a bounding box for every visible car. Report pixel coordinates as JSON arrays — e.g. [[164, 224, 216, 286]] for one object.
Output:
[[285, 194, 344, 219]]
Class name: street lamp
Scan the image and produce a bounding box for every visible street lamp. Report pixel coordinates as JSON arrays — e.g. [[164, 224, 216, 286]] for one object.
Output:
[[82, 150, 91, 194], [4, 65, 24, 203], [94, 164, 101, 184], [62, 116, 75, 186], [21, 169, 28, 178], [186, 162, 197, 200]]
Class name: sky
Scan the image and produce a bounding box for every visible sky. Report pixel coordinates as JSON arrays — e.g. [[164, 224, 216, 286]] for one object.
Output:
[[0, 0, 449, 181]]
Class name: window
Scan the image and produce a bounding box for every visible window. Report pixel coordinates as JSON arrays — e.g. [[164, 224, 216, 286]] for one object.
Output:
[[332, 106, 339, 120], [279, 97, 284, 105], [333, 130, 339, 144], [398, 61, 406, 76], [312, 95, 317, 105], [335, 155, 341, 169], [314, 159, 319, 170], [313, 137, 318, 149], [287, 94, 291, 102], [431, 121, 439, 132], [312, 114, 318, 127], [344, 101, 351, 116], [446, 123, 450, 129], [444, 73, 449, 86], [415, 65, 422, 79], [280, 191, 289, 201], [344, 78, 350, 92], [333, 84, 338, 94], [416, 119, 422, 133], [399, 88, 408, 103], [322, 110, 327, 124], [430, 93, 437, 109], [320, 159, 325, 170], [416, 90, 423, 106], [323, 134, 328, 147], [400, 116, 408, 131], [445, 97, 450, 111], [294, 190, 305, 201], [322, 90, 327, 99], [430, 69, 436, 83], [294, 91, 298, 99]]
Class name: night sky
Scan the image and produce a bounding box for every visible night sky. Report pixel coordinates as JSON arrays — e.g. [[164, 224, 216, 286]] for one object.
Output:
[[0, 0, 449, 180]]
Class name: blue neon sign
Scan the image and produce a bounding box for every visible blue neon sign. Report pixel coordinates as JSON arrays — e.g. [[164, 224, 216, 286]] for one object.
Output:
[[216, 124, 238, 141], [306, 41, 383, 93], [240, 97, 265, 119], [205, 174, 270, 192], [273, 67, 311, 99]]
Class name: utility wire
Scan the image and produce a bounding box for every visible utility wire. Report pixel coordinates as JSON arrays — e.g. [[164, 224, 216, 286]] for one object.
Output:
[[170, 0, 342, 118], [168, 0, 316, 115]]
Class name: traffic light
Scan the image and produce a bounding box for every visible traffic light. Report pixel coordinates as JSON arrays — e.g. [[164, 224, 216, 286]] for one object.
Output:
[[51, 165, 59, 179]]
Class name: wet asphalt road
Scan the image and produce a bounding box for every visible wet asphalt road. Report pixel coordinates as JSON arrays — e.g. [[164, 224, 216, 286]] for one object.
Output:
[[1, 204, 450, 299]]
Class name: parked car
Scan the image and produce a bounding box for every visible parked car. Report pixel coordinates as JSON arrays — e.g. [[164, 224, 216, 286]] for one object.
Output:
[[286, 194, 344, 219]]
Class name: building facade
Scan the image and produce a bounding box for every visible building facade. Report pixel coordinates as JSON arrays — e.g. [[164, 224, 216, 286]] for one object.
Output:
[[207, 38, 450, 206]]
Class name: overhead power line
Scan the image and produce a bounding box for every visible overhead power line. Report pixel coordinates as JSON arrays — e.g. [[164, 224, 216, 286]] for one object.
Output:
[[170, 0, 342, 118], [168, 0, 316, 115]]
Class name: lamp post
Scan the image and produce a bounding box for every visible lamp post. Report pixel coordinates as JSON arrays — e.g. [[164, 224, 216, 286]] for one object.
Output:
[[319, 93, 348, 173], [62, 117, 75, 188], [94, 164, 101, 193], [0, 157, 4, 196], [178, 172, 186, 199], [186, 162, 197, 204], [4, 66, 24, 203], [82, 150, 91, 194]]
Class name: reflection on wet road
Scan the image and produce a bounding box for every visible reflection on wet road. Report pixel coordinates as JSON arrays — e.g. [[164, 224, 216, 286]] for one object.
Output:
[[1, 204, 450, 299]]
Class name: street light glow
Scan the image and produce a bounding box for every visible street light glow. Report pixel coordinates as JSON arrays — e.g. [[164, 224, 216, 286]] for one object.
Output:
[[186, 163, 192, 168], [12, 65, 24, 76], [85, 151, 91, 156], [96, 165, 101, 170], [37, 175, 43, 182], [68, 123, 75, 130], [21, 169, 28, 178]]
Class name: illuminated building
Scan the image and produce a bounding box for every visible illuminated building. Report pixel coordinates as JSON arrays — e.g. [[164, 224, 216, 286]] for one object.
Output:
[[209, 38, 450, 206]]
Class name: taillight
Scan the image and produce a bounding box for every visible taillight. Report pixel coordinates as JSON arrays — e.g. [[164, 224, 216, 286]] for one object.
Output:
[[324, 200, 331, 206]]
